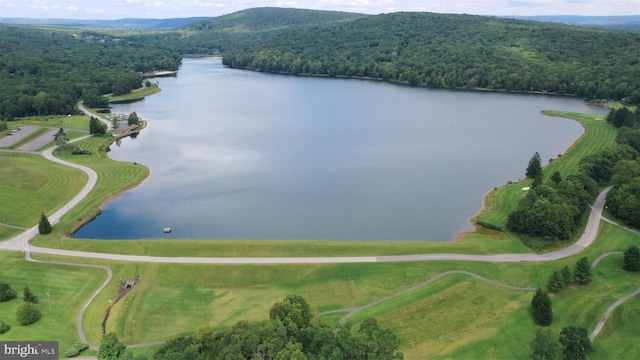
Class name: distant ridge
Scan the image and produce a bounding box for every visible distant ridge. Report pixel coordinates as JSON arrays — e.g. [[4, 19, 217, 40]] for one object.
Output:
[[0, 17, 209, 29], [1, 13, 638, 30], [504, 15, 640, 30]]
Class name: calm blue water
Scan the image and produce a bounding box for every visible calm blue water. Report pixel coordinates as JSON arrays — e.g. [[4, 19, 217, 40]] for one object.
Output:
[[73, 57, 608, 241]]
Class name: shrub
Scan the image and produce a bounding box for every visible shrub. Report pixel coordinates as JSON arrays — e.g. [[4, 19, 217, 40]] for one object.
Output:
[[0, 283, 17, 302], [0, 320, 10, 334], [16, 302, 42, 325], [64, 342, 90, 358]]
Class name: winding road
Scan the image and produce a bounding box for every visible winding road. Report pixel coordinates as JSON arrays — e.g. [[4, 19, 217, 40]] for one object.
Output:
[[0, 187, 612, 264], [1, 124, 639, 351]]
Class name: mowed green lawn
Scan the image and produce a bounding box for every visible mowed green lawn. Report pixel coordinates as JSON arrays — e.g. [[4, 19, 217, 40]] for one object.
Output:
[[474, 111, 617, 233], [26, 221, 635, 358], [0, 152, 87, 228], [30, 135, 149, 238], [0, 252, 105, 353]]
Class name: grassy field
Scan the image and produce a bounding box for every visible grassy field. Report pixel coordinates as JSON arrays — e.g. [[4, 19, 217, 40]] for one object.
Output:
[[31, 231, 531, 257], [0, 152, 87, 228], [31, 135, 149, 237], [0, 252, 105, 354], [20, 115, 90, 131], [108, 84, 161, 103], [25, 221, 639, 358], [473, 111, 618, 234]]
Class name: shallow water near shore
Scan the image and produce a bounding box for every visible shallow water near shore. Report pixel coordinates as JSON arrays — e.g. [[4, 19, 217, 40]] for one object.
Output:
[[73, 57, 608, 241]]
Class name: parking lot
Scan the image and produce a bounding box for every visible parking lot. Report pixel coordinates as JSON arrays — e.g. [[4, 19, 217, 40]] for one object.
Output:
[[0, 126, 64, 152]]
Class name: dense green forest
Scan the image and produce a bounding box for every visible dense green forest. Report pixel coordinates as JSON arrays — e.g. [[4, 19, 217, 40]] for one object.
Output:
[[0, 26, 181, 118], [2, 7, 640, 120], [124, 8, 366, 54], [221, 11, 640, 103], [152, 295, 403, 360]]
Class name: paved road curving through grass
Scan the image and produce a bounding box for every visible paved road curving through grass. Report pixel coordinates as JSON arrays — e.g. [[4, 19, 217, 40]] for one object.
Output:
[[77, 101, 113, 131], [0, 135, 638, 351], [0, 187, 612, 264]]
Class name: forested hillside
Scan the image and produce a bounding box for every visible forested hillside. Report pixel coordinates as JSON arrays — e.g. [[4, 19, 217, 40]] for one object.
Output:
[[2, 7, 640, 120], [0, 26, 181, 118], [126, 7, 367, 54], [222, 11, 640, 102]]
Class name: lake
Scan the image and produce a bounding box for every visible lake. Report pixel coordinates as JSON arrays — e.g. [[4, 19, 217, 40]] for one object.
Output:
[[73, 57, 608, 241]]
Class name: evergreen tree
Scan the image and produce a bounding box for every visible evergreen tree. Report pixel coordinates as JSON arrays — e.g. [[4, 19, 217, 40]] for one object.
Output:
[[561, 266, 573, 288], [559, 327, 592, 360], [547, 270, 565, 293], [532, 175, 543, 189], [38, 213, 52, 235], [89, 117, 107, 136], [531, 328, 560, 360], [573, 257, 593, 284], [23, 287, 38, 304], [551, 171, 563, 185], [531, 288, 553, 326], [622, 245, 640, 271], [0, 283, 17, 302], [526, 152, 543, 179]]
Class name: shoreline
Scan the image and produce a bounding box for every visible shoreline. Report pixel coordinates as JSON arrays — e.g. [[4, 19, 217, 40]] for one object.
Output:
[[67, 63, 603, 244], [226, 64, 595, 100]]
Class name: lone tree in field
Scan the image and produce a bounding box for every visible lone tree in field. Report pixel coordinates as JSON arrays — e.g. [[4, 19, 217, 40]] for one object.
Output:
[[16, 302, 42, 325], [623, 245, 640, 271], [559, 326, 592, 360], [531, 328, 560, 360], [526, 152, 543, 179], [22, 287, 38, 304], [574, 257, 593, 285], [531, 288, 553, 326], [38, 213, 52, 235]]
